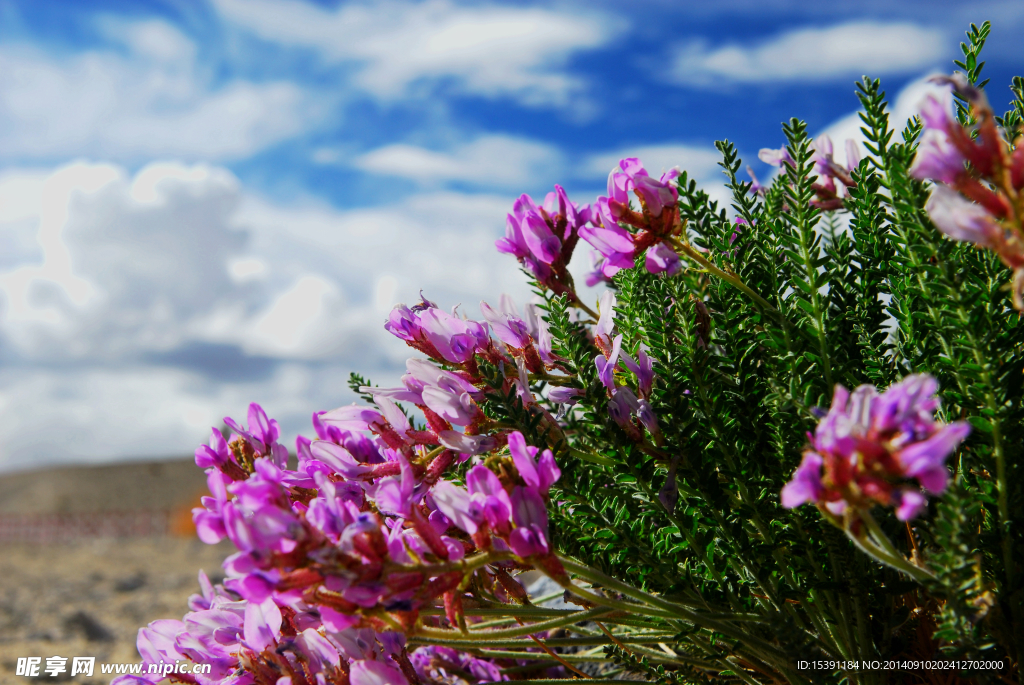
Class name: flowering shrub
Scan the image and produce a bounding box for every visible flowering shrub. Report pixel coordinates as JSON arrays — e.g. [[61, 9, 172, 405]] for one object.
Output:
[[121, 22, 1023, 685]]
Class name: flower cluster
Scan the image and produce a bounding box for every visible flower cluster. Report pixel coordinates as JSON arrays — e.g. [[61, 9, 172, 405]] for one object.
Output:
[[497, 159, 684, 304], [781, 374, 970, 522], [125, 402, 565, 684], [758, 134, 861, 209], [590, 292, 659, 442], [580, 158, 683, 280], [909, 75, 1024, 307], [118, 286, 600, 685], [496, 186, 586, 301]]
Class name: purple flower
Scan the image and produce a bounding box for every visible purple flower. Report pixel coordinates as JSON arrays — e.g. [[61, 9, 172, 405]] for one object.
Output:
[[507, 431, 561, 495], [349, 658, 409, 685], [422, 383, 482, 427], [780, 374, 970, 520], [585, 250, 614, 286], [523, 301, 554, 363], [294, 627, 342, 675], [579, 206, 637, 277], [508, 486, 550, 557], [431, 466, 516, 538], [644, 242, 681, 275], [595, 334, 623, 391], [467, 464, 514, 533], [321, 404, 385, 433], [223, 403, 288, 466], [497, 186, 586, 293], [547, 386, 582, 405], [222, 500, 302, 557], [633, 170, 679, 216], [193, 470, 230, 544], [594, 290, 617, 347], [924, 185, 1001, 248], [411, 646, 507, 683], [137, 619, 189, 667], [812, 134, 834, 171], [195, 428, 231, 469], [242, 597, 282, 651], [187, 570, 218, 611], [418, 307, 489, 364], [481, 300, 532, 348], [846, 139, 862, 170], [438, 430, 496, 456], [406, 358, 480, 397], [373, 452, 419, 517], [607, 386, 640, 430], [911, 130, 967, 184], [894, 489, 929, 521], [621, 343, 656, 398], [898, 422, 973, 494], [758, 146, 793, 167], [780, 453, 824, 509], [512, 194, 561, 263], [310, 441, 372, 479], [636, 398, 659, 435], [385, 300, 489, 364], [919, 87, 956, 131], [385, 304, 422, 341], [605, 158, 679, 217], [432, 480, 481, 535]]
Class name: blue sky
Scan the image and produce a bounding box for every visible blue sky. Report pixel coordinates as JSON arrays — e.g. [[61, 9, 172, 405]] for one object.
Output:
[[0, 0, 1022, 471]]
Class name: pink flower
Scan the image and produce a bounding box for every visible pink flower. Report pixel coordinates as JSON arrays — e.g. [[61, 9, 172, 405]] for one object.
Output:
[[924, 185, 1002, 248], [507, 431, 561, 495], [349, 659, 409, 685], [780, 374, 970, 520], [910, 130, 966, 184], [508, 486, 550, 557]]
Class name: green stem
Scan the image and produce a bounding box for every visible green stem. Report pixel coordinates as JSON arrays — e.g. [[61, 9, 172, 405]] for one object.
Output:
[[408, 635, 668, 649], [573, 299, 600, 320], [413, 550, 512, 576], [848, 514, 934, 584], [569, 446, 617, 467], [667, 237, 779, 314], [417, 606, 613, 641], [552, 556, 792, 670]]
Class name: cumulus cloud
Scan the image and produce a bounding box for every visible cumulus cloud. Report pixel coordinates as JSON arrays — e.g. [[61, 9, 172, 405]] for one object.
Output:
[[213, 0, 618, 108], [671, 22, 946, 85], [0, 362, 347, 473], [350, 135, 563, 188], [0, 19, 318, 161], [582, 144, 724, 183], [813, 75, 949, 169], [0, 162, 248, 361], [0, 162, 563, 470]]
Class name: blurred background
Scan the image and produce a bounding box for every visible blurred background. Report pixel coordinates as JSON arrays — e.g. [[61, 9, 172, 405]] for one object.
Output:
[[2, 0, 1024, 473], [1, 0, 1024, 680]]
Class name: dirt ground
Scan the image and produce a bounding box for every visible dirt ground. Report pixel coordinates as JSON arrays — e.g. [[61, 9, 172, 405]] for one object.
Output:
[[0, 537, 233, 685]]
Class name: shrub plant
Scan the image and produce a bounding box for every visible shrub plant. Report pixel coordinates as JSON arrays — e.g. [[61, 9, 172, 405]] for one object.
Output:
[[119, 21, 1023, 685]]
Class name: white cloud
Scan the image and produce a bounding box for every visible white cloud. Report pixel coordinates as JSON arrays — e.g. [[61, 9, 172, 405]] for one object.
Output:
[[0, 363, 331, 473], [213, 0, 618, 107], [816, 75, 949, 169], [351, 135, 563, 188], [0, 19, 318, 161], [671, 22, 946, 85], [582, 144, 724, 182], [0, 162, 573, 470], [0, 162, 247, 360]]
